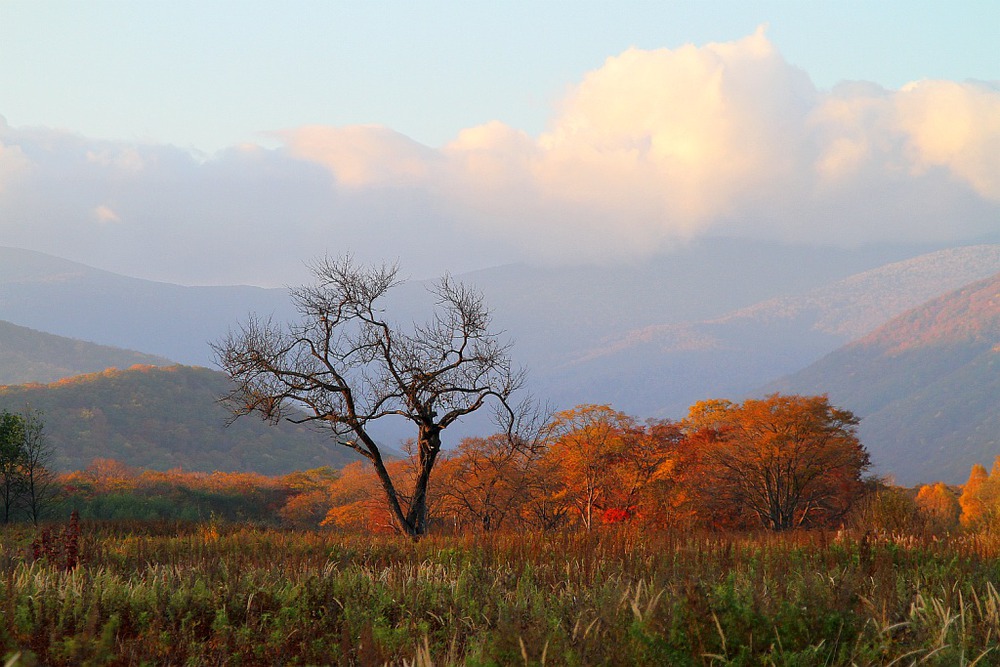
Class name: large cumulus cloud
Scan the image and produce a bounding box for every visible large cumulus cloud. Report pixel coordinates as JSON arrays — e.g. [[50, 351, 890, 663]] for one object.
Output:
[[2, 28, 998, 285], [283, 27, 1000, 262]]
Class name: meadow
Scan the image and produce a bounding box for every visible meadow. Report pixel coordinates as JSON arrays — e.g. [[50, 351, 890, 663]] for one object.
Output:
[[2, 520, 999, 666]]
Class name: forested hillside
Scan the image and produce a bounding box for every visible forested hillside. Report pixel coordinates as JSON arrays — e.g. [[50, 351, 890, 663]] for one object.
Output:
[[0, 319, 171, 385], [768, 272, 1000, 484], [0, 364, 359, 474]]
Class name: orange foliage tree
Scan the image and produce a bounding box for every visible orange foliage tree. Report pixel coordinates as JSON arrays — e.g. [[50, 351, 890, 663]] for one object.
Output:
[[278, 467, 341, 527], [81, 458, 140, 494], [543, 405, 635, 531], [959, 459, 1000, 531], [517, 450, 573, 531], [321, 460, 400, 533], [915, 482, 961, 533], [683, 394, 870, 531], [626, 419, 694, 528], [436, 434, 540, 532], [542, 405, 681, 530]]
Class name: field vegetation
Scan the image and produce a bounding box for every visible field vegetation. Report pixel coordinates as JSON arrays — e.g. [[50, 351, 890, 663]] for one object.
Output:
[[2, 363, 998, 663], [2, 520, 1000, 665], [1, 448, 999, 664]]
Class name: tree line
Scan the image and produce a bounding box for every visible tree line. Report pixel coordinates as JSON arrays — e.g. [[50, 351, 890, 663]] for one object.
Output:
[[4, 255, 990, 539], [46, 448, 1000, 539], [214, 256, 871, 536], [279, 395, 870, 533]]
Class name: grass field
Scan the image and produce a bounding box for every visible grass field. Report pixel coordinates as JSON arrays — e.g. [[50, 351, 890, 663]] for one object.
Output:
[[2, 521, 999, 665]]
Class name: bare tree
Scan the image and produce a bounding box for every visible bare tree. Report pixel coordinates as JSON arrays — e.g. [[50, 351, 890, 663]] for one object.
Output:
[[0, 408, 57, 525], [214, 256, 528, 537], [19, 409, 57, 525]]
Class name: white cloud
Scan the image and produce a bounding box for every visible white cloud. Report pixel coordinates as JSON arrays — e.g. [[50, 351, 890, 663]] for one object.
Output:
[[895, 80, 1000, 199], [0, 117, 32, 193], [0, 143, 30, 192], [272, 27, 1000, 263], [92, 204, 123, 224], [278, 125, 438, 188], [451, 27, 822, 260], [1, 30, 998, 284]]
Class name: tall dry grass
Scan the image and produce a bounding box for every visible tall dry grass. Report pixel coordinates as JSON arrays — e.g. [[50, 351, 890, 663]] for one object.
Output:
[[1, 521, 999, 665]]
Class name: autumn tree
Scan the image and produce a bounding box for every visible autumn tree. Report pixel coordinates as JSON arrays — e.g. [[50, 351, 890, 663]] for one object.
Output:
[[959, 460, 1000, 530], [279, 467, 341, 527], [540, 405, 679, 529], [543, 405, 634, 530], [214, 256, 528, 537], [82, 458, 139, 494], [321, 461, 395, 532], [622, 419, 690, 527], [518, 451, 573, 531], [437, 434, 538, 532], [683, 394, 870, 531], [915, 482, 961, 533]]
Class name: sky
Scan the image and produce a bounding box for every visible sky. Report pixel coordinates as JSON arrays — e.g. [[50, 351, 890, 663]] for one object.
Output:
[[1, 1, 998, 286]]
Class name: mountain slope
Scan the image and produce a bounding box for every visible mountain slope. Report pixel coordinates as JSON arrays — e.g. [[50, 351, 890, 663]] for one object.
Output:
[[550, 245, 1000, 418], [0, 246, 295, 366], [0, 365, 360, 474], [767, 272, 1000, 485], [0, 319, 172, 385]]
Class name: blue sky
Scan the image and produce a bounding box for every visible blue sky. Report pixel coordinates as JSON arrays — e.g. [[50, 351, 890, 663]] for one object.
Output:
[[2, 2, 996, 153], [0, 2, 998, 285]]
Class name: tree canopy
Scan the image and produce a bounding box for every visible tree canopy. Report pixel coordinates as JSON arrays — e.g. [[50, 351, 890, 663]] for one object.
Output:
[[682, 394, 870, 530]]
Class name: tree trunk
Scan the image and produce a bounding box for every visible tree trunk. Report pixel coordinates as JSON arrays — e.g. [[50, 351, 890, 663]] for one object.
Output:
[[405, 424, 443, 537], [361, 430, 419, 538]]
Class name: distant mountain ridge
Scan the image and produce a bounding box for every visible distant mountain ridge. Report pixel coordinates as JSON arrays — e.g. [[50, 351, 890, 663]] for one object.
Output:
[[0, 246, 294, 366], [767, 272, 1000, 485], [3, 241, 999, 461], [0, 319, 172, 385], [0, 240, 939, 370], [0, 364, 360, 474], [719, 244, 1000, 340], [541, 245, 1000, 418]]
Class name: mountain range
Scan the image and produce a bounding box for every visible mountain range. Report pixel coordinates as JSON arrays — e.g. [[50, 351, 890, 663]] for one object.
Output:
[[0, 246, 292, 365], [1, 241, 999, 482], [549, 245, 1000, 418], [0, 240, 941, 369]]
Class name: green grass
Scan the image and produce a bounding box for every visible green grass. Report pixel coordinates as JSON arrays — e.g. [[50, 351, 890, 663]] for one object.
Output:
[[2, 523, 999, 665]]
